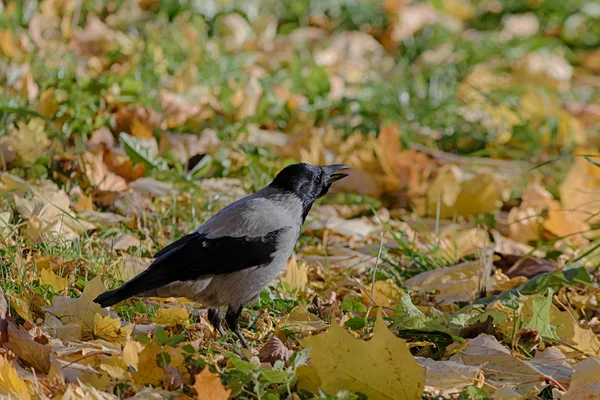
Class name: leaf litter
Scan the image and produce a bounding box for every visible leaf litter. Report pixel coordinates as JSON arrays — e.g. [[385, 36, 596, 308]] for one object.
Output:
[[0, 0, 599, 399]]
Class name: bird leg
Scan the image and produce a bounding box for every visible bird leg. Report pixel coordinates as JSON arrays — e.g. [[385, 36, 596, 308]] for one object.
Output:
[[207, 308, 226, 336], [225, 305, 249, 348]]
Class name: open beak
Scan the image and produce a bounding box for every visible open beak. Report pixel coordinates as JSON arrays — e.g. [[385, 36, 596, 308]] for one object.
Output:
[[321, 164, 350, 184]]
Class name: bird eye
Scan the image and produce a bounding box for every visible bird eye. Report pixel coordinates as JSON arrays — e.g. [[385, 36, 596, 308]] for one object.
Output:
[[316, 174, 322, 183]]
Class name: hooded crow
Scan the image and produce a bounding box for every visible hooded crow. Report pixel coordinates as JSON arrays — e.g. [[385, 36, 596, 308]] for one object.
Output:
[[93, 163, 349, 347]]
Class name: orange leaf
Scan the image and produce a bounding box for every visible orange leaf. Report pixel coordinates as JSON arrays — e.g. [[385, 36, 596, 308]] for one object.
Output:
[[193, 366, 231, 400]]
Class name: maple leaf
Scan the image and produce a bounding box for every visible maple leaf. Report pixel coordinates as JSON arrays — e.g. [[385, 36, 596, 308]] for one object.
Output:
[[299, 310, 425, 399], [153, 306, 190, 327], [193, 366, 231, 400], [43, 275, 107, 340]]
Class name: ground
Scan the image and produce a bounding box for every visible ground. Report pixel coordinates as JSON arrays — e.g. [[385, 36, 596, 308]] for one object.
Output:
[[0, 0, 599, 399]]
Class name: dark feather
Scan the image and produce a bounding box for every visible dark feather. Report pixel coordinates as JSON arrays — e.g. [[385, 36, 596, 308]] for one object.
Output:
[[94, 226, 290, 307]]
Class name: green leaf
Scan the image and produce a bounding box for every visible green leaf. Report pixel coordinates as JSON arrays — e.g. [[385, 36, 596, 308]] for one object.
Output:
[[134, 334, 151, 344], [167, 333, 186, 346], [344, 317, 366, 330], [188, 154, 213, 179], [475, 267, 594, 306], [527, 288, 557, 339], [459, 385, 489, 400], [393, 294, 448, 332], [156, 352, 171, 368], [232, 357, 258, 374], [340, 300, 367, 312], [290, 348, 310, 368], [182, 344, 195, 354], [119, 132, 168, 172], [154, 326, 169, 346], [260, 369, 290, 384]]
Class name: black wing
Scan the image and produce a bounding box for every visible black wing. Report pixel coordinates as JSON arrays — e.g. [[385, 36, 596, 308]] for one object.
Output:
[[94, 227, 289, 307]]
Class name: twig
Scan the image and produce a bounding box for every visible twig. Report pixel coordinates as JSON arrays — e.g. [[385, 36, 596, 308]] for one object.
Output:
[[365, 233, 385, 333]]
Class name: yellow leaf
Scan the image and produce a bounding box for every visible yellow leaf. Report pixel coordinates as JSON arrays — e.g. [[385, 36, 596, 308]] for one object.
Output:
[[361, 279, 405, 315], [0, 355, 31, 399], [43, 275, 106, 340], [281, 305, 328, 334], [93, 313, 132, 343], [5, 119, 51, 164], [299, 310, 425, 399], [122, 338, 143, 371], [40, 268, 69, 292], [153, 306, 190, 326], [281, 254, 308, 294], [130, 340, 164, 386], [0, 29, 25, 61], [559, 150, 600, 224], [193, 366, 231, 400], [130, 117, 154, 139]]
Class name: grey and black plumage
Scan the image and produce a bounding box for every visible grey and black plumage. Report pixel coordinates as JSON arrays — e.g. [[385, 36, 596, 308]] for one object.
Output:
[[93, 163, 349, 347]]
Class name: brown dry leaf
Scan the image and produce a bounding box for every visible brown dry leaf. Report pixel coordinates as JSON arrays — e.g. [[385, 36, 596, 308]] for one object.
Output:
[[281, 254, 308, 294], [258, 335, 292, 365], [83, 152, 129, 192], [450, 334, 558, 395], [416, 357, 483, 396], [299, 310, 425, 399], [493, 253, 558, 279], [3, 320, 51, 374], [158, 130, 220, 165], [193, 366, 231, 400], [0, 355, 32, 399], [0, 29, 26, 61], [104, 233, 141, 252], [563, 357, 600, 399], [153, 307, 190, 327], [405, 259, 487, 304]]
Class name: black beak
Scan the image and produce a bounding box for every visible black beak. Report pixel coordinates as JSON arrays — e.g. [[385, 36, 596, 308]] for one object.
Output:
[[321, 164, 350, 184]]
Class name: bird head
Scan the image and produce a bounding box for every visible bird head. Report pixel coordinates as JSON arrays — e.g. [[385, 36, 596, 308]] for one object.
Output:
[[270, 163, 349, 202]]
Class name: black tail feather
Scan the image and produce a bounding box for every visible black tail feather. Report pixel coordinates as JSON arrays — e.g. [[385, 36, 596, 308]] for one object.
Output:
[[93, 285, 139, 307]]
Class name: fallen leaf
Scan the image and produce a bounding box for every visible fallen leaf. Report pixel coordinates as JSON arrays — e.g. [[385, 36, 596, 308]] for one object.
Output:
[[281, 255, 308, 294], [43, 275, 107, 340], [93, 313, 132, 343], [130, 340, 165, 386], [40, 268, 69, 292], [0, 355, 32, 399], [3, 320, 51, 374], [559, 150, 600, 224], [83, 152, 129, 192], [258, 335, 292, 366], [451, 334, 560, 395], [153, 307, 189, 327], [416, 357, 483, 396], [405, 258, 490, 304], [158, 131, 220, 166], [193, 366, 231, 400], [299, 310, 425, 399], [281, 305, 328, 334], [563, 357, 600, 399]]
